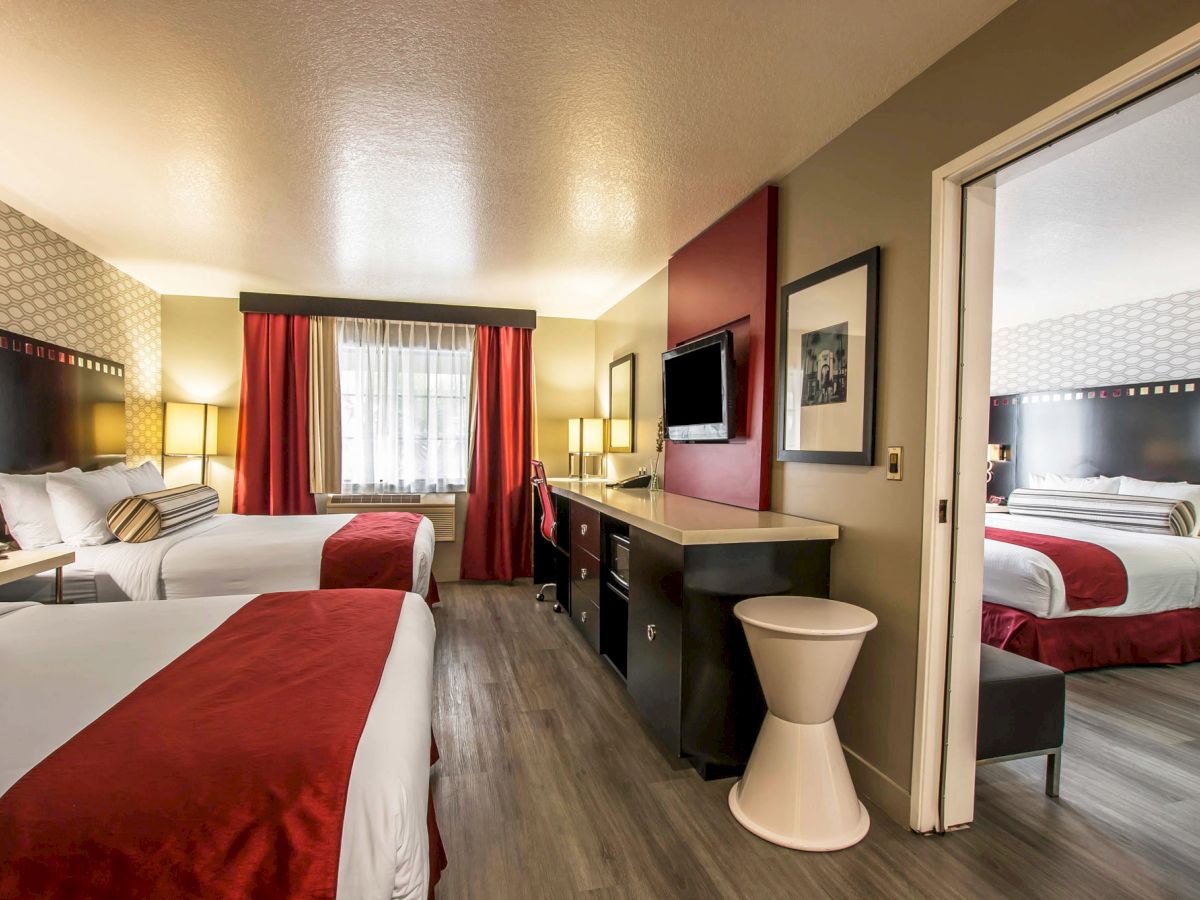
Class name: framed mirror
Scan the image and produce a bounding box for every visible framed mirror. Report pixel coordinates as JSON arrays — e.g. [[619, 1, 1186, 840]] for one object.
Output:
[[777, 246, 879, 466], [607, 353, 636, 452]]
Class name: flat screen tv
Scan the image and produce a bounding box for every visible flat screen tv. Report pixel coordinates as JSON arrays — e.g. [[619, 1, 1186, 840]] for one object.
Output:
[[662, 330, 736, 443]]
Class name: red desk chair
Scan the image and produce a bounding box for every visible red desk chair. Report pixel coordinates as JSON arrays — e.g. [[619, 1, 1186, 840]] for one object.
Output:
[[532, 460, 565, 613]]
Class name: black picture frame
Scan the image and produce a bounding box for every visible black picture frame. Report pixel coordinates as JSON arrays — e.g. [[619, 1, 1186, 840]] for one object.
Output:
[[776, 246, 879, 466]]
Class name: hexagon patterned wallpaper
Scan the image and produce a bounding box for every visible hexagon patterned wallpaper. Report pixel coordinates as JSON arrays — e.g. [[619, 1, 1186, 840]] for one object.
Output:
[[0, 201, 161, 466], [992, 288, 1200, 396]]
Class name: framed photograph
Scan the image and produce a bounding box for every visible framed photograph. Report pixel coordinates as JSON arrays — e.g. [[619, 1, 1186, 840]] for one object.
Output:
[[777, 246, 879, 465]]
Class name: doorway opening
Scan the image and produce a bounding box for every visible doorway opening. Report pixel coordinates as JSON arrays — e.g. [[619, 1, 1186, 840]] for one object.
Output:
[[912, 24, 1200, 837]]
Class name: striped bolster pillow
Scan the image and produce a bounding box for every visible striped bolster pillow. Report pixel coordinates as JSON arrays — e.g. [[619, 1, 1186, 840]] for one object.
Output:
[[107, 484, 219, 543], [1007, 488, 1197, 537]]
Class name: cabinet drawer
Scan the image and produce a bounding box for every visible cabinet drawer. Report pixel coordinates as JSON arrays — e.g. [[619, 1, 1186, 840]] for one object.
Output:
[[571, 502, 601, 556], [571, 575, 601, 652], [570, 543, 600, 586]]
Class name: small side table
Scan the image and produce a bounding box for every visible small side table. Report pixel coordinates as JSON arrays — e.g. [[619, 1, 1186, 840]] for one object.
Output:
[[0, 548, 76, 604], [728, 595, 878, 851]]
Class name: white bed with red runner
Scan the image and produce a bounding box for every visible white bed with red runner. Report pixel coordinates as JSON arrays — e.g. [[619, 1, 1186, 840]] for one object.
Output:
[[984, 512, 1200, 618], [983, 512, 1200, 670], [0, 511, 437, 606], [0, 589, 445, 899]]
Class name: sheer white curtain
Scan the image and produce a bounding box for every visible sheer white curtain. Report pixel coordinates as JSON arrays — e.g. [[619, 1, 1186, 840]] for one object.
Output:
[[337, 318, 475, 493]]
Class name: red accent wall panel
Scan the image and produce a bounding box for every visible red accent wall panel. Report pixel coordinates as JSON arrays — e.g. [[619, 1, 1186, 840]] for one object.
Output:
[[665, 185, 778, 510]]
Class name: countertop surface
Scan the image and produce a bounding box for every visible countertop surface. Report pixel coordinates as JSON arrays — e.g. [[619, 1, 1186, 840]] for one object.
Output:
[[548, 479, 839, 545]]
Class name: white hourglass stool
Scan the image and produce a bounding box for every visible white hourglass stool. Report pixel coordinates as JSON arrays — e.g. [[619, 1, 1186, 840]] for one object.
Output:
[[728, 595, 878, 851]]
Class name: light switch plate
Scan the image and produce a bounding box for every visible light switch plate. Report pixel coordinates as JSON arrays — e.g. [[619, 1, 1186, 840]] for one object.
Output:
[[886, 446, 903, 481]]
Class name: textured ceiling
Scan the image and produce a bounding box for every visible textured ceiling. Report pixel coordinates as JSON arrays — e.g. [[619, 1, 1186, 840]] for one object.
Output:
[[994, 80, 1200, 330], [0, 0, 1010, 318]]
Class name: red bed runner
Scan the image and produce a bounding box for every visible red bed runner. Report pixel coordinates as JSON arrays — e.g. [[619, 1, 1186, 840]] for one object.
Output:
[[983, 601, 1200, 672], [0, 589, 444, 899], [985, 526, 1128, 611], [321, 511, 440, 605]]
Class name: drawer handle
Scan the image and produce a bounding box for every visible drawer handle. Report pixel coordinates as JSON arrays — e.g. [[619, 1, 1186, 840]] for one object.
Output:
[[646, 624, 657, 642], [580, 567, 588, 579], [580, 523, 589, 536], [581, 610, 589, 623]]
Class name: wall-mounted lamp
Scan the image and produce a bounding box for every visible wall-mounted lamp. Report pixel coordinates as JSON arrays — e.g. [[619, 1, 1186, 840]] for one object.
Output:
[[986, 443, 1011, 483], [567, 417, 606, 478], [162, 402, 219, 484]]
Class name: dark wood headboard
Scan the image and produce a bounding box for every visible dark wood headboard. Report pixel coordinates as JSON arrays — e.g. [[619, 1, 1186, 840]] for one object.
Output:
[[987, 377, 1200, 500], [0, 329, 126, 541]]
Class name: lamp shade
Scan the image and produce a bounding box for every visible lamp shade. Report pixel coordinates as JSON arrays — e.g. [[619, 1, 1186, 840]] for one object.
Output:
[[986, 443, 1011, 463], [567, 417, 582, 453], [582, 418, 605, 454], [164, 402, 219, 456]]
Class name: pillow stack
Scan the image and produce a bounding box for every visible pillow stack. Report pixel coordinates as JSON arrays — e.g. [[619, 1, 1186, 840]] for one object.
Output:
[[0, 468, 81, 548], [0, 461, 168, 549], [107, 484, 219, 544], [1008, 488, 1197, 537]]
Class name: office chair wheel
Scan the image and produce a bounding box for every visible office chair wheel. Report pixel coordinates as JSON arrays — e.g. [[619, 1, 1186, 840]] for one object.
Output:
[[553, 602, 563, 613], [536, 591, 546, 602]]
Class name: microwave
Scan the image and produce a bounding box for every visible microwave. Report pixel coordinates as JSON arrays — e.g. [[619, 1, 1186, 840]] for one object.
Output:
[[610, 533, 630, 590]]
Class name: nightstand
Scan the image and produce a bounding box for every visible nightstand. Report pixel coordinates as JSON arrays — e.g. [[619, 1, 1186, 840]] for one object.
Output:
[[985, 503, 1009, 514], [0, 548, 76, 604]]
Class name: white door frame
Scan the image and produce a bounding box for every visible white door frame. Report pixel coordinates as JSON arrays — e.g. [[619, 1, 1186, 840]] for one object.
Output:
[[910, 22, 1200, 834]]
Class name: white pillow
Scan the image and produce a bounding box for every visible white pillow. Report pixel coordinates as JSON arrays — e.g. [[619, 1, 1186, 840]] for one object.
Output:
[[121, 460, 167, 495], [1028, 473, 1120, 493], [45, 467, 135, 546], [1119, 477, 1200, 535], [0, 469, 80, 549]]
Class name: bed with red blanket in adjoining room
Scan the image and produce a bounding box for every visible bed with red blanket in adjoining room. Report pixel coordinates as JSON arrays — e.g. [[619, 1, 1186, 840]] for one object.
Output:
[[982, 512, 1200, 671], [0, 589, 446, 899], [0, 510, 440, 607]]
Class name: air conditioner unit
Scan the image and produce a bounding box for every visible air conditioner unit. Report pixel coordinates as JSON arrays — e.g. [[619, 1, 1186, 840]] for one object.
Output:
[[324, 492, 457, 542]]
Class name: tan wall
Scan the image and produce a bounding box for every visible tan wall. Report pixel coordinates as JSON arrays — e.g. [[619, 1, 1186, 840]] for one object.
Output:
[[769, 0, 1200, 822], [160, 296, 243, 512], [534, 317, 597, 478], [594, 269, 669, 481]]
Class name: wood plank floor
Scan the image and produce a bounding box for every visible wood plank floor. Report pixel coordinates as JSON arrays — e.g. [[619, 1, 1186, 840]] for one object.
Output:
[[431, 582, 1200, 899]]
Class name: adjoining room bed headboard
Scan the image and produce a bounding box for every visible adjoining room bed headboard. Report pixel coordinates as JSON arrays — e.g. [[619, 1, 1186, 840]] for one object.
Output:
[[987, 377, 1200, 500], [0, 328, 126, 477]]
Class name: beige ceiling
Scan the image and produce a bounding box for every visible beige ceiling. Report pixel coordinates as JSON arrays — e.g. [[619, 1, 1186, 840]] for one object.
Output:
[[0, 0, 1010, 318]]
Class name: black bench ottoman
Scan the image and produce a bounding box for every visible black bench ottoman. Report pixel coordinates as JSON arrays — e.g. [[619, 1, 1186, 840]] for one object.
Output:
[[976, 644, 1065, 796]]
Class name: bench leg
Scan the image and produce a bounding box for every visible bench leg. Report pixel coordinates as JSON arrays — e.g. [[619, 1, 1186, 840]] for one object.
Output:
[[1045, 749, 1062, 798]]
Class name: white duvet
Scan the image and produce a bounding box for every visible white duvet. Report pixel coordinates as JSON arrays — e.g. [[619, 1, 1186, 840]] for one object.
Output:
[[984, 512, 1200, 618], [0, 513, 435, 605], [0, 593, 436, 900]]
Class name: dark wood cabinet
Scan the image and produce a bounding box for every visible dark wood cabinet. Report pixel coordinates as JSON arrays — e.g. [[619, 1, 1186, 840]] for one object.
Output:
[[573, 504, 601, 556], [534, 489, 835, 780], [627, 529, 684, 755], [570, 529, 601, 652], [572, 585, 600, 651]]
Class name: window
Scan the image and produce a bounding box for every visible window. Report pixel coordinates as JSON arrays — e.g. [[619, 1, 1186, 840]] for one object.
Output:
[[337, 318, 474, 493]]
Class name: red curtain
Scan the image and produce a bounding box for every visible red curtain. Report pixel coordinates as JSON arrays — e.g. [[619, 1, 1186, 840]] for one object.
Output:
[[234, 313, 316, 515], [460, 326, 533, 581]]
